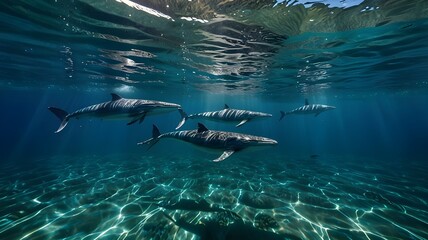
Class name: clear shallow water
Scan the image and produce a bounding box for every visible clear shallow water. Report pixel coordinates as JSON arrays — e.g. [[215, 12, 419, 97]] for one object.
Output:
[[1, 155, 427, 240], [1, 0, 428, 239]]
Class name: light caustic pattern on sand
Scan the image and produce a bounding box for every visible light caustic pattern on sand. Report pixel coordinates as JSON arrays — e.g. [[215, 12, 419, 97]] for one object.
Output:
[[0, 155, 427, 240]]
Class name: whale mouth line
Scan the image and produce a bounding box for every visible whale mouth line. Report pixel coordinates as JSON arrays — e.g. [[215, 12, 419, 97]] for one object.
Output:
[[253, 139, 278, 145]]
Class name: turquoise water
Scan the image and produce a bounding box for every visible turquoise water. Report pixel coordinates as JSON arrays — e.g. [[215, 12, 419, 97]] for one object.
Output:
[[1, 0, 428, 239]]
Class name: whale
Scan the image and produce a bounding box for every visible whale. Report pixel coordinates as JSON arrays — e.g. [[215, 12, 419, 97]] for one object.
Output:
[[280, 99, 335, 120], [176, 104, 272, 129], [138, 123, 277, 162], [48, 93, 184, 133]]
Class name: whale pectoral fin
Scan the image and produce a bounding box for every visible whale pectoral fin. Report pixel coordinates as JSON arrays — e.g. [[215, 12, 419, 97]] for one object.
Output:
[[213, 150, 235, 162], [236, 119, 249, 127], [138, 112, 147, 124], [127, 112, 147, 125], [127, 118, 139, 125], [314, 112, 321, 117], [138, 113, 146, 124]]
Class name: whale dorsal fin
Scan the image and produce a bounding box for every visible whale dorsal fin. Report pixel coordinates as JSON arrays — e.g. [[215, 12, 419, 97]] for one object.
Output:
[[305, 99, 309, 105], [152, 124, 161, 138], [197, 123, 209, 133], [224, 104, 230, 109], [111, 93, 122, 101]]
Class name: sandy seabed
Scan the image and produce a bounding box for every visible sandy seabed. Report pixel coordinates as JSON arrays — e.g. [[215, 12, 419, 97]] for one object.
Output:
[[0, 154, 427, 240]]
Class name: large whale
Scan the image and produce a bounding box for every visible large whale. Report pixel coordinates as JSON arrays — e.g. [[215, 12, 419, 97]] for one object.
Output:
[[176, 104, 272, 129], [280, 99, 335, 120], [48, 93, 184, 133], [138, 123, 277, 162]]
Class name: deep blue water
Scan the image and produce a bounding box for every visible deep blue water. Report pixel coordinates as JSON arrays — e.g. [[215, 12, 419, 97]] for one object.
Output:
[[1, 0, 428, 239], [1, 89, 428, 163]]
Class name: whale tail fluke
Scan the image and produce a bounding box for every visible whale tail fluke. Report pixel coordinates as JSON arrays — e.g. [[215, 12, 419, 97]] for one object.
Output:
[[279, 111, 286, 121], [175, 108, 188, 129], [138, 124, 161, 150], [48, 107, 69, 133]]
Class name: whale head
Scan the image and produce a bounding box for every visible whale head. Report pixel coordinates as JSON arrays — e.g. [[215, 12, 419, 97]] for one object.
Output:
[[325, 105, 336, 111], [226, 135, 278, 150]]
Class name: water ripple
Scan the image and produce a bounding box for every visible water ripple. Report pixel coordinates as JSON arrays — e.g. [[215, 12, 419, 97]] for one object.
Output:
[[1, 0, 428, 94]]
